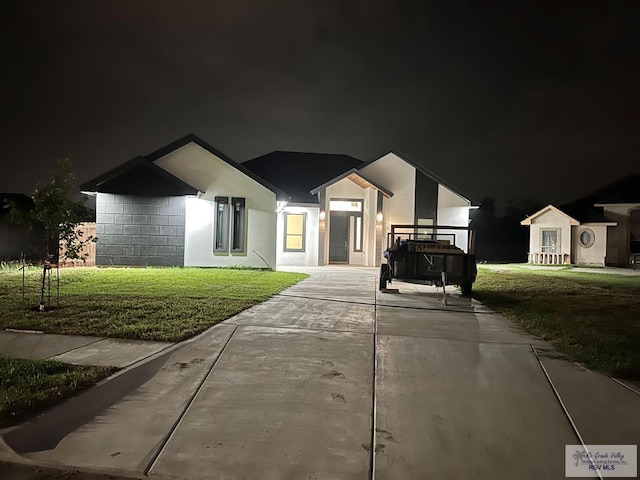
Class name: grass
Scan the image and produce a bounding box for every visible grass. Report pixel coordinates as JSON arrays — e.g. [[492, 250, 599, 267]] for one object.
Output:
[[0, 267, 308, 342], [474, 265, 640, 379], [0, 355, 116, 427]]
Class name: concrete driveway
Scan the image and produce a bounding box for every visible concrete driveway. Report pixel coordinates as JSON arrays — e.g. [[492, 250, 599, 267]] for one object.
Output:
[[1, 267, 638, 479]]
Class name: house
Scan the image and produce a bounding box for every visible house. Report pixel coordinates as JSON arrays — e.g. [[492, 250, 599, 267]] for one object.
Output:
[[520, 175, 640, 267], [80, 134, 473, 269]]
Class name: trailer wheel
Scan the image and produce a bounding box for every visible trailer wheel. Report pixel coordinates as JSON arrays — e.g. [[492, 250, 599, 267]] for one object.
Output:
[[379, 263, 390, 291], [461, 282, 472, 297]]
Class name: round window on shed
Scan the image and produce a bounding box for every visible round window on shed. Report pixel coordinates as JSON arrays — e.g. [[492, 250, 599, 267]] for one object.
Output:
[[579, 229, 595, 248]]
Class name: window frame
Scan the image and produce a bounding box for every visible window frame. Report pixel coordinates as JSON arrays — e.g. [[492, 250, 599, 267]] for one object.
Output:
[[579, 228, 595, 248], [354, 215, 363, 252], [329, 198, 364, 253], [541, 228, 560, 253], [213, 196, 229, 253], [283, 212, 306, 252], [231, 197, 246, 254]]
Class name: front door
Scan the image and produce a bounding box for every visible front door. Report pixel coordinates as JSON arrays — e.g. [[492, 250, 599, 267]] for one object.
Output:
[[329, 214, 349, 263]]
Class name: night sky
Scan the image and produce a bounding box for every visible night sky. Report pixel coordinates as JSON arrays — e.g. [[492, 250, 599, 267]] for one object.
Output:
[[1, 1, 638, 210]]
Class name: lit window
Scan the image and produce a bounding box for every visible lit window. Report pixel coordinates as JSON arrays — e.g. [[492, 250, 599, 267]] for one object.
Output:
[[330, 200, 362, 212], [284, 213, 305, 252], [231, 198, 246, 253], [214, 197, 229, 252], [355, 216, 362, 252]]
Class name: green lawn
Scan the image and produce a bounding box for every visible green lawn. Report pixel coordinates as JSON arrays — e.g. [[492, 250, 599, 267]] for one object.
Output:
[[0, 267, 308, 342], [0, 355, 116, 427], [474, 265, 640, 379]]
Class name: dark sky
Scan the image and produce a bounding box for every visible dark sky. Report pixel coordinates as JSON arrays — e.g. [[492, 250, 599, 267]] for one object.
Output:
[[1, 1, 638, 209]]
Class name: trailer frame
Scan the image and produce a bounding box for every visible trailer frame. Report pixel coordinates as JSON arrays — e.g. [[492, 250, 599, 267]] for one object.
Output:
[[379, 224, 477, 296]]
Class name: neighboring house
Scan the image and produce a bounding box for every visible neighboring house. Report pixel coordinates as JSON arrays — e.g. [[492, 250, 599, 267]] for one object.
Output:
[[0, 193, 42, 261], [80, 134, 473, 268], [520, 175, 640, 267]]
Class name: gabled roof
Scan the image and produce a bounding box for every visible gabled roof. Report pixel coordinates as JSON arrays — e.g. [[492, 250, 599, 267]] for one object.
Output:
[[147, 134, 290, 201], [80, 156, 198, 196], [310, 168, 394, 198], [361, 150, 474, 204], [242, 151, 364, 203], [520, 205, 581, 225]]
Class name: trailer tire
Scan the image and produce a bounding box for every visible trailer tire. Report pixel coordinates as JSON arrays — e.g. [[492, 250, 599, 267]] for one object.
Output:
[[379, 263, 390, 291], [460, 282, 472, 297]]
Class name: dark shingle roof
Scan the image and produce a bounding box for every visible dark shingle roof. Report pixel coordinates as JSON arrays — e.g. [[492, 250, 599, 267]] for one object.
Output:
[[79, 156, 198, 196], [242, 152, 364, 204], [556, 174, 640, 223], [558, 202, 613, 224]]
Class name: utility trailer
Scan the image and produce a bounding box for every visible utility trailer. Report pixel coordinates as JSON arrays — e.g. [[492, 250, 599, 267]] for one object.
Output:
[[379, 224, 477, 296]]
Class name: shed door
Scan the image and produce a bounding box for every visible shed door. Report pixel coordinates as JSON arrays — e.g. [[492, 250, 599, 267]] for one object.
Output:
[[329, 214, 349, 263]]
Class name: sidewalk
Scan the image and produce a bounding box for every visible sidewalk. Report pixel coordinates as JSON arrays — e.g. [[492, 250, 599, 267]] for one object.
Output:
[[0, 331, 173, 368]]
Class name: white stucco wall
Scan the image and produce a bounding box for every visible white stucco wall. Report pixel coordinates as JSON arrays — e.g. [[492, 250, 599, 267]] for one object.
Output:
[[157, 142, 277, 268], [276, 205, 320, 267], [528, 209, 573, 257], [437, 184, 471, 252], [360, 153, 416, 260], [572, 225, 608, 266]]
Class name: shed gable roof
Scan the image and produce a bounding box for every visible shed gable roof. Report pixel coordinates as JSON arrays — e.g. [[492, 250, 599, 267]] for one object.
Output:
[[520, 205, 580, 225]]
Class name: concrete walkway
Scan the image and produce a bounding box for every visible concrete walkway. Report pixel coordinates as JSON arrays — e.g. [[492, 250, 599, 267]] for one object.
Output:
[[1, 267, 639, 479], [0, 331, 173, 368]]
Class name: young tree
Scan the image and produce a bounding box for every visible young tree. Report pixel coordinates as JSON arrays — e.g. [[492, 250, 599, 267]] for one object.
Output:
[[9, 158, 96, 310]]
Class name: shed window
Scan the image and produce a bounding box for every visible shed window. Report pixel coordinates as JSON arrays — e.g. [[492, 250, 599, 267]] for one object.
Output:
[[541, 229, 559, 253], [214, 197, 229, 252], [231, 197, 246, 253], [284, 213, 306, 252], [579, 229, 595, 248]]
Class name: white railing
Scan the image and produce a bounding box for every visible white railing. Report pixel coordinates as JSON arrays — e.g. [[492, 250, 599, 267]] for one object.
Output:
[[528, 252, 569, 265]]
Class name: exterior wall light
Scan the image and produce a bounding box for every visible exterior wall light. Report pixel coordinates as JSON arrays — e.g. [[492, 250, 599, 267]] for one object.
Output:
[[276, 200, 289, 213], [376, 212, 383, 223], [319, 210, 326, 221]]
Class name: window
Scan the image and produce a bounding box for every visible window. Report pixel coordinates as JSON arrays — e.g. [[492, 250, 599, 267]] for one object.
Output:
[[330, 200, 362, 212], [284, 213, 306, 252], [214, 197, 229, 252], [231, 197, 246, 253], [354, 216, 363, 252], [579, 228, 595, 248], [541, 229, 559, 253]]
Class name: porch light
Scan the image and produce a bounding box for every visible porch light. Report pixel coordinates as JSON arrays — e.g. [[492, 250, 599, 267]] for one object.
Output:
[[80, 191, 97, 196], [376, 212, 383, 223], [319, 210, 326, 221], [276, 200, 289, 213]]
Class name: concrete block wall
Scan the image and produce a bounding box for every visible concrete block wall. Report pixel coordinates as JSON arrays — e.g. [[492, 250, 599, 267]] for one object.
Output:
[[96, 193, 185, 266]]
